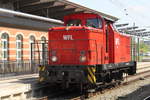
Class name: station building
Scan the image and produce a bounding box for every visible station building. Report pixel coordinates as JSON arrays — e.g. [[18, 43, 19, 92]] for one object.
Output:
[[0, 9, 62, 62], [0, 0, 117, 68]]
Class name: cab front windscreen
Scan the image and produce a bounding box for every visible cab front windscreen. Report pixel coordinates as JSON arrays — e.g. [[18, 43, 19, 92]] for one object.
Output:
[[86, 18, 102, 28], [66, 19, 81, 26]]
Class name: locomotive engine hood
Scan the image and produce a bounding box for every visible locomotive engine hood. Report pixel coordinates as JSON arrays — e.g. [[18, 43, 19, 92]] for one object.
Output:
[[48, 26, 103, 65]]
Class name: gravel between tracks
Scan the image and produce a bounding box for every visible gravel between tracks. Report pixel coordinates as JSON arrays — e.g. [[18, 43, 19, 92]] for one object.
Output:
[[88, 77, 150, 100]]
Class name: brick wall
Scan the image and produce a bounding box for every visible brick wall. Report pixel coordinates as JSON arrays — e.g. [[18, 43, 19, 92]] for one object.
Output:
[[0, 26, 48, 61]]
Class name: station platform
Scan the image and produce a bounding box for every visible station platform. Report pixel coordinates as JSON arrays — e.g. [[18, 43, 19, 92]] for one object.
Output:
[[0, 62, 150, 100], [0, 74, 38, 100], [137, 62, 150, 73]]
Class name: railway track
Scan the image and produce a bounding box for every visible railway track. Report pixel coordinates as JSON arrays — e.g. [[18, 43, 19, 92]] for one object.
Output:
[[72, 70, 150, 100], [35, 69, 150, 100]]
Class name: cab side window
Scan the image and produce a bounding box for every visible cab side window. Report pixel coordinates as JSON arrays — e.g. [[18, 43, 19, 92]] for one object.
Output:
[[86, 18, 102, 28], [66, 19, 81, 26]]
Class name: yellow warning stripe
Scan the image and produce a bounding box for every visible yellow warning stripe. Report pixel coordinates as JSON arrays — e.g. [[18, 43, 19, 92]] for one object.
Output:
[[39, 77, 44, 82], [87, 67, 96, 84], [91, 67, 96, 72], [38, 66, 45, 82], [38, 66, 45, 71], [88, 74, 94, 83], [38, 66, 42, 71], [41, 66, 45, 71], [87, 67, 95, 79]]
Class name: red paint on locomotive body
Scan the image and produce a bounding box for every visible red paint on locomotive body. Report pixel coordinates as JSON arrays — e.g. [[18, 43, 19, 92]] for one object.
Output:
[[108, 24, 131, 63], [48, 13, 131, 66], [38, 13, 136, 88], [49, 26, 103, 65]]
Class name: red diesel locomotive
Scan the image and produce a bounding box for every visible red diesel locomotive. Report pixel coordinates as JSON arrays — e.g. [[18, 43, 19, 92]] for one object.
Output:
[[38, 13, 136, 90]]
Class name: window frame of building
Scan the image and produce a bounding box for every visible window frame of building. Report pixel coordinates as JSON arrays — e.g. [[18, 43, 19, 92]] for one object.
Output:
[[1, 33, 9, 61], [30, 35, 36, 61], [16, 34, 23, 61]]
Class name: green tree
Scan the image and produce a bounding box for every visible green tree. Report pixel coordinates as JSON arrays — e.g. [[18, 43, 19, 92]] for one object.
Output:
[[140, 42, 150, 53]]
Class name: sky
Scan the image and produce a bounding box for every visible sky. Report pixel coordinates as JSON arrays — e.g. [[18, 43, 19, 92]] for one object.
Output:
[[69, 0, 150, 30]]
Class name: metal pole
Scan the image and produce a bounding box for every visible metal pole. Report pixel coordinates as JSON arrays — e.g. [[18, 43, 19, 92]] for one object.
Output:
[[131, 37, 133, 61], [31, 43, 33, 62], [133, 37, 136, 61], [137, 38, 140, 61], [133, 23, 136, 61], [42, 43, 45, 65], [31, 43, 33, 73]]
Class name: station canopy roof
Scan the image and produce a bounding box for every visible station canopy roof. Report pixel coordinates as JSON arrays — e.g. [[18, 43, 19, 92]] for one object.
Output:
[[13, 0, 118, 22]]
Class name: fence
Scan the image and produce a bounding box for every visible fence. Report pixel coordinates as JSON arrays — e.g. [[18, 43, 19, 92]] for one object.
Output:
[[0, 60, 39, 80]]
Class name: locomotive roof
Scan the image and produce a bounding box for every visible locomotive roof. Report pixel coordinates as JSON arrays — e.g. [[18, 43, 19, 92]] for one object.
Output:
[[13, 0, 118, 22]]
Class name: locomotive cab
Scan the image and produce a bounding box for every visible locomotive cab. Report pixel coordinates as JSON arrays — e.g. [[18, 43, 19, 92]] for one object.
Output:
[[64, 13, 103, 29]]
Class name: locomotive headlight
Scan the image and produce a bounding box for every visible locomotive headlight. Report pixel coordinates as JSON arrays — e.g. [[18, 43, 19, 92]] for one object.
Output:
[[51, 56, 58, 62], [79, 56, 86, 62]]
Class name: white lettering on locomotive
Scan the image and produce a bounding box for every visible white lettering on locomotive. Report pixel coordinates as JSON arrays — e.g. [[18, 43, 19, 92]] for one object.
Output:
[[115, 38, 120, 45], [63, 35, 73, 40], [115, 38, 120, 48]]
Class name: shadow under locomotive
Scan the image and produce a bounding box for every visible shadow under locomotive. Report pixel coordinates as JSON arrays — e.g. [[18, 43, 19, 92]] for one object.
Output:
[[38, 61, 136, 90]]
